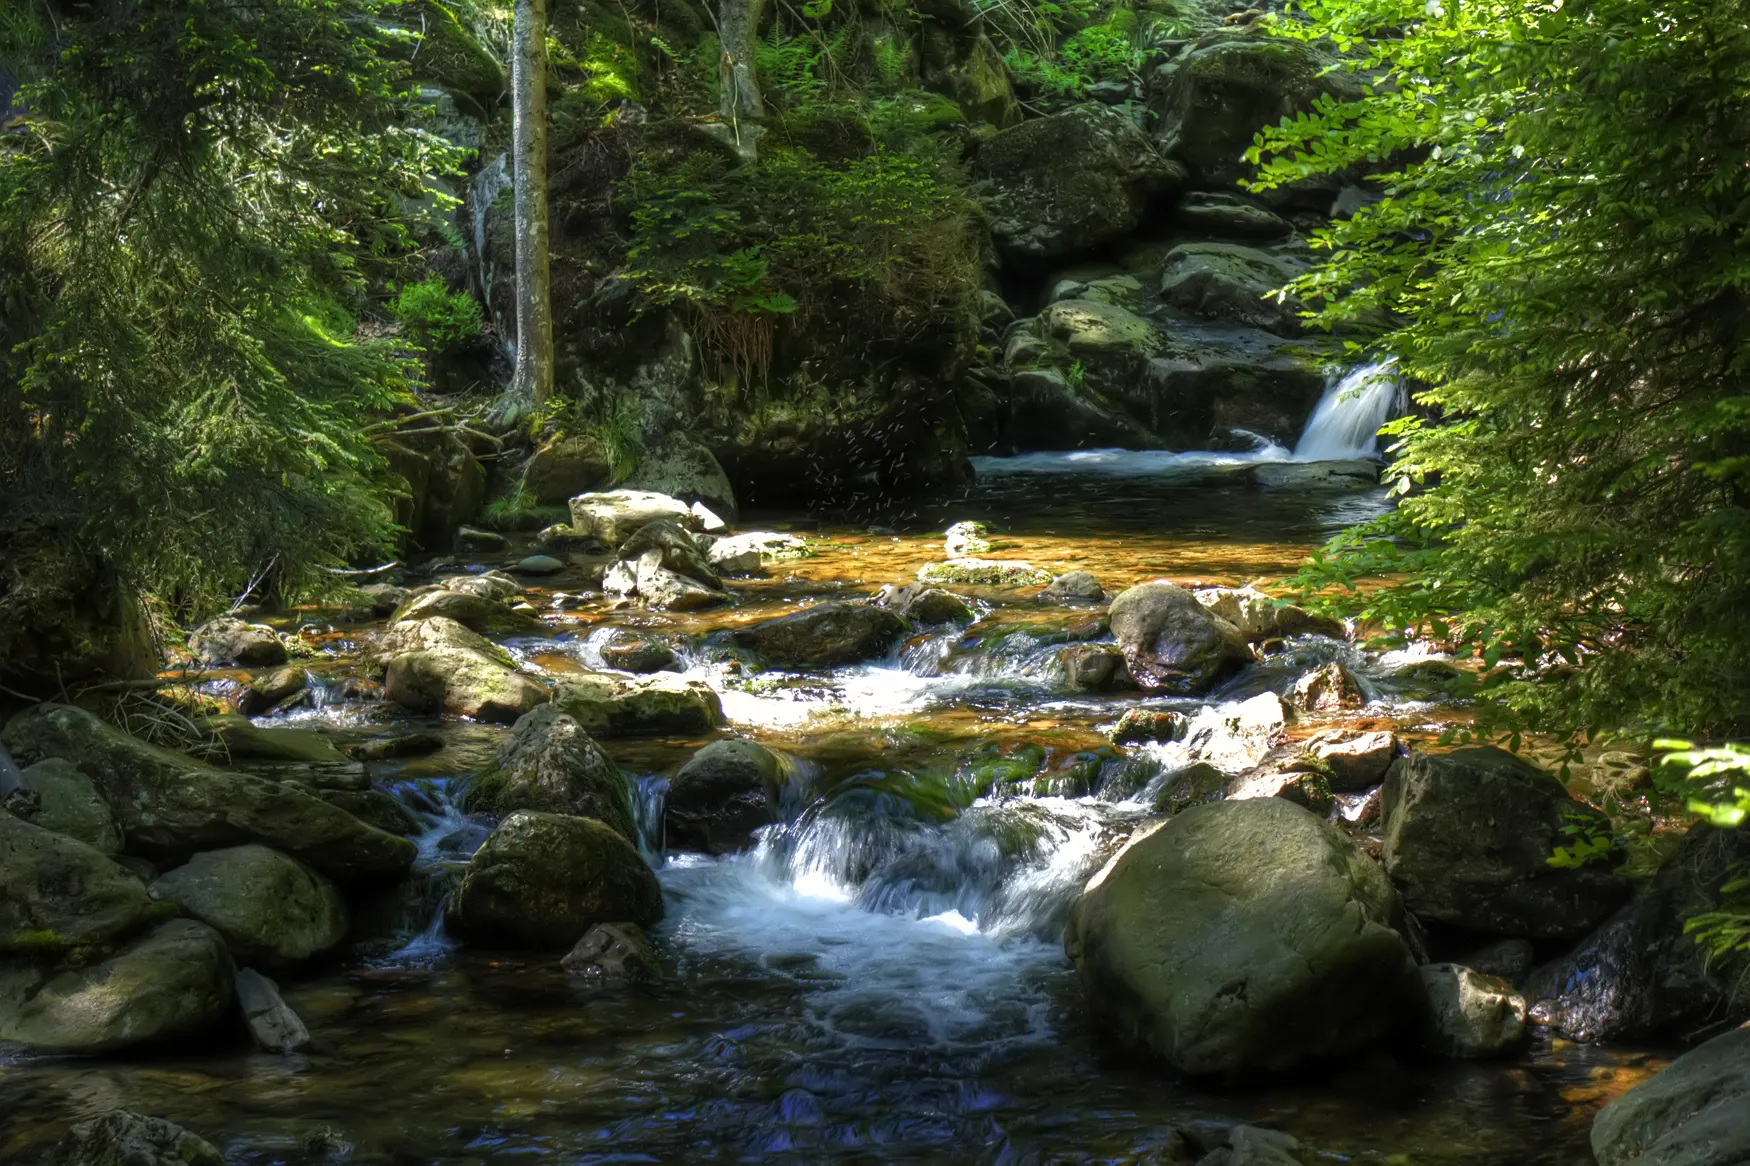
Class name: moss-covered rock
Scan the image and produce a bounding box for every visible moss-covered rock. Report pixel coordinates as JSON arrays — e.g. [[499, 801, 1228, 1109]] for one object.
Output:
[[730, 602, 911, 668], [1158, 242, 1307, 334], [150, 845, 348, 967], [390, 589, 542, 636], [17, 758, 122, 854], [524, 433, 614, 505], [666, 739, 789, 854], [551, 672, 724, 737], [0, 810, 152, 955], [383, 646, 553, 724], [465, 706, 635, 841], [382, 2, 505, 108], [1107, 581, 1252, 694]]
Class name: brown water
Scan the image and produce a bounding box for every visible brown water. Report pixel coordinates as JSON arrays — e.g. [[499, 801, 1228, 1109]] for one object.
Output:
[[0, 453, 1663, 1164]]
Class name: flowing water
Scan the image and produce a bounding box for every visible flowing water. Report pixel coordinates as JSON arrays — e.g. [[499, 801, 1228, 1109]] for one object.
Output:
[[1294, 362, 1406, 462], [0, 400, 1664, 1163]]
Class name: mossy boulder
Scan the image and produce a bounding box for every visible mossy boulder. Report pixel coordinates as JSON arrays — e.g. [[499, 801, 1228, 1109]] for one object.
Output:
[[150, 845, 348, 967], [1038, 298, 1165, 361], [523, 433, 614, 506], [17, 757, 122, 853], [1107, 581, 1253, 695], [730, 602, 910, 668], [551, 672, 724, 737], [1158, 242, 1307, 335], [447, 811, 664, 948], [0, 811, 152, 955], [1591, 1023, 1750, 1166], [622, 437, 739, 521], [383, 647, 552, 724], [975, 103, 1183, 267], [187, 616, 286, 666], [1066, 798, 1420, 1076], [391, 589, 542, 636], [464, 705, 635, 841], [47, 1111, 226, 1166], [918, 27, 1021, 129], [666, 739, 789, 854], [383, 1, 505, 107]]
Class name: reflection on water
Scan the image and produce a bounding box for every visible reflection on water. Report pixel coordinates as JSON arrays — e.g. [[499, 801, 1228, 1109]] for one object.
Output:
[[0, 457, 1654, 1165]]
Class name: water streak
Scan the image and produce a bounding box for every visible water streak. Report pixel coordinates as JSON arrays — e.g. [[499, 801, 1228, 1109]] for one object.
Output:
[[1293, 360, 1405, 461]]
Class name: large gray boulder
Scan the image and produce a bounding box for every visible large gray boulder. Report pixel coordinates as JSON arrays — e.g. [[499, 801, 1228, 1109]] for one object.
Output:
[[0, 919, 234, 1052], [1158, 243, 1306, 335], [523, 433, 612, 505], [1192, 584, 1343, 642], [1065, 797, 1420, 1076], [1, 703, 416, 882], [1107, 582, 1253, 695], [150, 845, 348, 967], [0, 811, 152, 955], [1592, 1023, 1750, 1166], [383, 647, 552, 724], [1380, 748, 1631, 940], [603, 518, 728, 611], [622, 437, 739, 520], [187, 616, 286, 666], [666, 739, 789, 854], [18, 757, 124, 852], [463, 705, 635, 841], [975, 103, 1183, 267], [569, 489, 699, 548], [390, 588, 541, 636], [446, 811, 664, 948], [552, 672, 724, 737], [47, 1110, 225, 1166], [730, 602, 910, 669]]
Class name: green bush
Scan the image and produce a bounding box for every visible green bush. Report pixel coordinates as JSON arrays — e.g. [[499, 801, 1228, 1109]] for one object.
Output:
[[391, 277, 484, 354]]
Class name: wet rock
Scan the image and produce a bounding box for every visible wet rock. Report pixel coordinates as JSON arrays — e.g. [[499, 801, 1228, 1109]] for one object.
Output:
[[607, 520, 727, 612], [46, 1110, 225, 1166], [731, 602, 910, 668], [708, 531, 809, 574], [874, 583, 976, 626], [1420, 963, 1527, 1059], [1228, 768, 1335, 816], [552, 672, 724, 737], [358, 583, 412, 617], [1108, 582, 1253, 695], [391, 588, 541, 636], [465, 706, 634, 841], [1191, 585, 1343, 641], [383, 647, 551, 724], [618, 520, 719, 587], [667, 739, 788, 854], [523, 433, 612, 505], [447, 811, 663, 948], [17, 757, 122, 853], [1151, 760, 1229, 814], [1251, 460, 1380, 489], [975, 102, 1183, 267], [944, 520, 996, 558], [0, 810, 152, 954], [368, 614, 515, 669], [318, 789, 421, 837], [235, 967, 311, 1053], [1591, 1022, 1750, 1166], [151, 844, 348, 967], [1110, 709, 1189, 746], [441, 571, 522, 602], [347, 731, 446, 762], [569, 489, 699, 548], [196, 715, 352, 766], [917, 559, 1052, 587], [1186, 691, 1291, 771], [1306, 729, 1399, 791], [237, 666, 309, 715], [563, 922, 661, 988], [0, 919, 235, 1053], [1062, 643, 1138, 692], [536, 522, 599, 552], [1524, 824, 1750, 1042], [456, 525, 509, 553], [1288, 661, 1366, 713], [599, 635, 680, 674], [515, 554, 565, 575], [1044, 571, 1106, 601], [633, 556, 726, 612], [1039, 298, 1165, 362], [1203, 1125, 1310, 1166], [1175, 192, 1293, 239], [1158, 243, 1306, 335], [1380, 748, 1630, 940], [1067, 797, 1419, 1076], [188, 616, 286, 666], [623, 437, 739, 521], [2, 703, 417, 882]]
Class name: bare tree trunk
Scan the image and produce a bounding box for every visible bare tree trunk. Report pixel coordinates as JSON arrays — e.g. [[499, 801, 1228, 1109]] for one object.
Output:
[[503, 0, 552, 420], [717, 0, 768, 160]]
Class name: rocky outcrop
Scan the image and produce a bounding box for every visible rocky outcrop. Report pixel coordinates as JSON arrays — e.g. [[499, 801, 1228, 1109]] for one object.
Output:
[[150, 845, 348, 967], [187, 616, 286, 666], [464, 706, 635, 841], [0, 919, 235, 1053], [1419, 963, 1527, 1059], [1107, 582, 1253, 695], [622, 437, 739, 520], [1066, 798, 1419, 1076], [665, 739, 789, 854], [1592, 1023, 1750, 1166], [551, 672, 724, 737], [447, 811, 664, 948], [730, 602, 910, 668], [1, 703, 417, 882], [1158, 243, 1306, 335], [1380, 748, 1630, 940], [523, 433, 612, 505], [47, 1110, 226, 1166], [0, 810, 152, 955], [569, 489, 700, 548], [975, 103, 1182, 267], [16, 757, 122, 852]]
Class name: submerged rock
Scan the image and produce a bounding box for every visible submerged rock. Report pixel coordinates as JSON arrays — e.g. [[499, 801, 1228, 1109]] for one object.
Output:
[[666, 739, 789, 854], [563, 922, 662, 988], [569, 489, 699, 548], [447, 811, 663, 948], [1592, 1022, 1750, 1166], [0, 810, 152, 955], [1066, 798, 1419, 1076], [187, 616, 286, 666], [551, 672, 723, 737], [1108, 582, 1253, 695], [0, 919, 235, 1053], [1, 703, 416, 882], [1380, 748, 1630, 940], [1043, 571, 1106, 601], [150, 844, 348, 967], [47, 1110, 226, 1166], [731, 602, 909, 668], [1419, 963, 1527, 1059], [465, 706, 634, 842], [598, 634, 680, 674], [235, 967, 311, 1053]]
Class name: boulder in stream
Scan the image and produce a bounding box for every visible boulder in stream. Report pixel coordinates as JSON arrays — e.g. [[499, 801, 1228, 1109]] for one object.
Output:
[[1305, 729, 1399, 791], [448, 811, 663, 948], [1062, 644, 1138, 693], [666, 738, 789, 854], [0, 809, 152, 955], [236, 665, 310, 715], [709, 531, 809, 575], [187, 616, 286, 666], [0, 919, 235, 1053], [391, 588, 542, 636], [150, 844, 348, 967], [569, 489, 699, 548], [1043, 571, 1106, 602], [383, 645, 552, 724], [552, 672, 723, 737], [598, 634, 680, 674], [730, 602, 910, 668], [235, 967, 311, 1053], [1419, 963, 1527, 1059], [1380, 748, 1631, 940], [1108, 582, 1253, 695], [1191, 585, 1343, 641], [874, 583, 976, 626], [1, 703, 417, 882], [47, 1110, 226, 1166], [464, 706, 635, 842], [1591, 1022, 1750, 1166], [1288, 661, 1366, 713], [1066, 797, 1420, 1076], [16, 757, 122, 853]]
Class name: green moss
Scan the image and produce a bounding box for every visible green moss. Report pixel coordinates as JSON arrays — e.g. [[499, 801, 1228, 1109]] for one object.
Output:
[[5, 929, 68, 952], [387, 1, 505, 103]]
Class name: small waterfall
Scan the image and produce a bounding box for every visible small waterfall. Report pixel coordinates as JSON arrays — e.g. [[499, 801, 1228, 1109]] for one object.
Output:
[[467, 153, 513, 359], [1294, 360, 1405, 461]]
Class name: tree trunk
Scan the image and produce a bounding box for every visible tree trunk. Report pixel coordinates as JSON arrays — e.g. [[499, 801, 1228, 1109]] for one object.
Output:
[[507, 0, 552, 416], [717, 0, 768, 157]]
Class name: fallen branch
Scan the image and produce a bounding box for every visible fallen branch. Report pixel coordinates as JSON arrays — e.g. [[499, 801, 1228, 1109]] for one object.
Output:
[[320, 560, 403, 578]]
